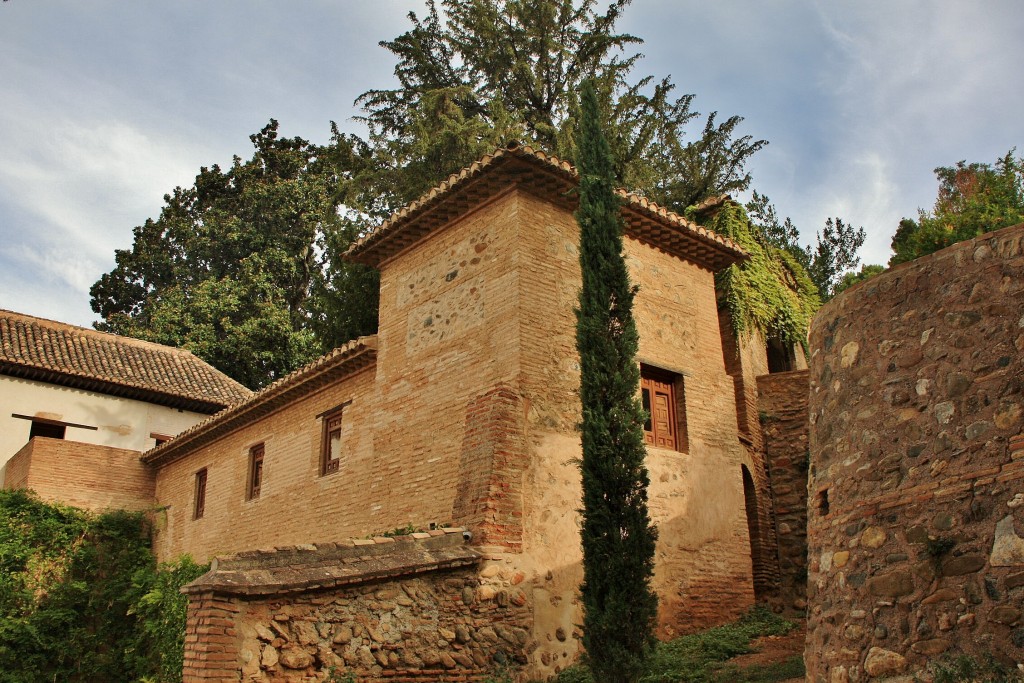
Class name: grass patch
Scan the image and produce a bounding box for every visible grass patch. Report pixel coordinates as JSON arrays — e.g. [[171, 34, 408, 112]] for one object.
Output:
[[714, 654, 805, 683], [931, 654, 1023, 683], [548, 607, 799, 683]]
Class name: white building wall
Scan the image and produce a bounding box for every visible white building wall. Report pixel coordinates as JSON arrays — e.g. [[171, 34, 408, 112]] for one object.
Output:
[[0, 375, 211, 470]]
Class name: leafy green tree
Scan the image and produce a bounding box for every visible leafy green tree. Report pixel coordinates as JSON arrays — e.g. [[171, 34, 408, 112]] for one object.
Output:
[[833, 263, 885, 296], [355, 0, 765, 214], [90, 120, 377, 389], [745, 192, 866, 301], [90, 1, 783, 382], [890, 149, 1024, 265], [575, 80, 658, 683], [130, 556, 209, 683]]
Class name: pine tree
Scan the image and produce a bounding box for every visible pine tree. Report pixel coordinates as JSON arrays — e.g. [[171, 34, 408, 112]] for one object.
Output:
[[575, 79, 658, 683]]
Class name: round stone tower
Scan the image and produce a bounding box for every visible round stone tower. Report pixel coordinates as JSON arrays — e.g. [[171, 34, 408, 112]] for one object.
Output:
[[806, 224, 1024, 680]]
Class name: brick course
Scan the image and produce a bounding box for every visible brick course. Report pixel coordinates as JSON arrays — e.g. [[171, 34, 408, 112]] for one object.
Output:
[[4, 437, 155, 511]]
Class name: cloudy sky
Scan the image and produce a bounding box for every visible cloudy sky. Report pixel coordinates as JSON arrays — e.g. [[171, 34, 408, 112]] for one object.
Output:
[[2, 1, 1022, 328]]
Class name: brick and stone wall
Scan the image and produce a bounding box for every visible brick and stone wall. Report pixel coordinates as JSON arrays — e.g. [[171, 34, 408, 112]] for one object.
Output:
[[4, 437, 154, 511], [756, 370, 810, 612], [160, 185, 760, 678], [510, 190, 757, 644], [806, 224, 1024, 679], [182, 530, 531, 682]]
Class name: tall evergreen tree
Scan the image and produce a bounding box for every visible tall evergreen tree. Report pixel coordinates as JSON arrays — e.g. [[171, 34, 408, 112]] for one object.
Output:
[[574, 79, 658, 683]]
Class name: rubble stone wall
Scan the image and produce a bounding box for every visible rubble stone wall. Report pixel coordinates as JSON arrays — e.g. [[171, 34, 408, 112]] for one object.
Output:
[[806, 224, 1024, 679], [756, 369, 810, 612], [183, 531, 531, 683]]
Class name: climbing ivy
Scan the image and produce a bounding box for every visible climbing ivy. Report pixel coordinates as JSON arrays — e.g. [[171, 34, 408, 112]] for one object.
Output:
[[691, 201, 820, 349], [0, 489, 206, 683]]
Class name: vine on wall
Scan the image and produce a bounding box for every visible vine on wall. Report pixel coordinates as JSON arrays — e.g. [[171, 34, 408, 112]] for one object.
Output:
[[691, 201, 820, 349], [0, 489, 206, 683]]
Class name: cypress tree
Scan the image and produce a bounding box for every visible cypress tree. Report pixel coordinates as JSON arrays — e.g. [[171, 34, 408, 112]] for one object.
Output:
[[574, 79, 659, 683]]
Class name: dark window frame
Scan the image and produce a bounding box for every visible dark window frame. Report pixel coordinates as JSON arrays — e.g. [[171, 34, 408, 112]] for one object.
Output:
[[29, 421, 66, 440], [317, 400, 351, 477], [151, 432, 173, 447], [320, 412, 343, 476], [640, 364, 688, 452], [13, 414, 96, 441], [247, 444, 264, 500], [193, 468, 208, 520]]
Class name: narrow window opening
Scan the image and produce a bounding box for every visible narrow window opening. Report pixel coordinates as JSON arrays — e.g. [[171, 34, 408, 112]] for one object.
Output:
[[193, 469, 207, 520], [767, 337, 796, 373], [247, 444, 264, 500], [30, 421, 66, 440], [818, 489, 830, 516], [741, 464, 769, 601], [321, 412, 343, 475]]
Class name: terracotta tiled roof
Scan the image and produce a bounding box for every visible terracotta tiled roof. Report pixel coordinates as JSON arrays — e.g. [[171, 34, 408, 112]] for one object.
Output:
[[142, 336, 378, 467], [346, 142, 747, 271], [0, 310, 251, 414]]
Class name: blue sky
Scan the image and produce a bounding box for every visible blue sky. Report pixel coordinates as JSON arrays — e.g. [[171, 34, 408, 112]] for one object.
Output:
[[2, 1, 1022, 327]]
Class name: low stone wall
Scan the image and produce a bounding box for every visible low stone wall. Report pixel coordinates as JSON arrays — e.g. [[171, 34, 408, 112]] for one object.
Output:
[[806, 224, 1024, 679], [756, 370, 810, 612], [182, 529, 532, 682]]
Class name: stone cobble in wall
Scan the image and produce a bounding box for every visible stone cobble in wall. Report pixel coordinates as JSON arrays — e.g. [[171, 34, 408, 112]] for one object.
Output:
[[183, 531, 532, 682], [807, 224, 1024, 680], [757, 370, 810, 612]]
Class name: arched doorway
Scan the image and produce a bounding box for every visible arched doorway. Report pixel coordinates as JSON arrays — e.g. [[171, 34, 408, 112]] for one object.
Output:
[[741, 464, 768, 601]]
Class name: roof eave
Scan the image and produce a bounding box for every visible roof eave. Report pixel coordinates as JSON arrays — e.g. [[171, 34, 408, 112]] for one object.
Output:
[[142, 337, 378, 468], [343, 144, 746, 272], [0, 362, 230, 414]]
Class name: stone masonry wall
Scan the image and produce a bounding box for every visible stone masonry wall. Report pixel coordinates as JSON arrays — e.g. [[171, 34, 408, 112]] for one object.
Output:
[[182, 531, 531, 682], [756, 370, 810, 612], [4, 437, 155, 512], [806, 224, 1024, 680], [513, 189, 756, 649]]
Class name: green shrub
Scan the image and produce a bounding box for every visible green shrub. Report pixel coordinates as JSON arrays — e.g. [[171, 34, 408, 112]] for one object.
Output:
[[0, 489, 154, 682], [539, 607, 796, 683], [129, 556, 210, 683], [0, 489, 207, 683], [931, 654, 1023, 683]]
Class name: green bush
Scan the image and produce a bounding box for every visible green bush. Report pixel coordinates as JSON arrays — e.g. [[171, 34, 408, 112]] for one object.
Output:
[[0, 489, 207, 683], [931, 654, 1023, 683], [541, 607, 796, 683], [129, 556, 210, 683]]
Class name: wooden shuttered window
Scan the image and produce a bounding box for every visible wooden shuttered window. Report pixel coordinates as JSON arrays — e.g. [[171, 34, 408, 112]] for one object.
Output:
[[321, 412, 343, 475], [193, 468, 207, 520], [247, 444, 264, 500], [318, 401, 351, 476], [640, 365, 687, 452]]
